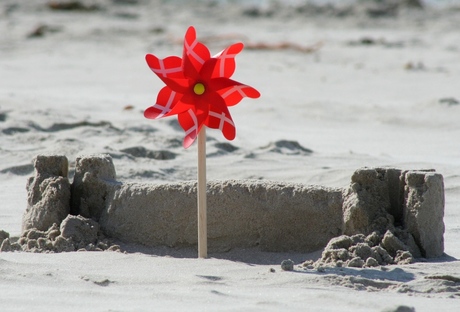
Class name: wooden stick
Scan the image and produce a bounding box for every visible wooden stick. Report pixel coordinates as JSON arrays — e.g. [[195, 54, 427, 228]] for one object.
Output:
[[197, 127, 207, 258]]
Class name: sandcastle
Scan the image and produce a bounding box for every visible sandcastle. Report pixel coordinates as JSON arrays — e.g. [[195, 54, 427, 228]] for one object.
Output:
[[2, 154, 445, 265]]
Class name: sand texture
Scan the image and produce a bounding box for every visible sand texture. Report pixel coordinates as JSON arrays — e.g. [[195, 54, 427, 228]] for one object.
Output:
[[1, 0, 460, 311]]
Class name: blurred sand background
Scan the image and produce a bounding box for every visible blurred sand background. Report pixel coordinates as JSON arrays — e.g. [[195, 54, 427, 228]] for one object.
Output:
[[1, 0, 460, 311]]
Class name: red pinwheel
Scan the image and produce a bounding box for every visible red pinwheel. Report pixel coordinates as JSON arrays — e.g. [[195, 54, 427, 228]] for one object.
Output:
[[144, 26, 260, 148]]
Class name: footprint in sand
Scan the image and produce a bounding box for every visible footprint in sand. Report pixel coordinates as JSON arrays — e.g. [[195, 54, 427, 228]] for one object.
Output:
[[120, 146, 176, 160], [260, 140, 313, 155]]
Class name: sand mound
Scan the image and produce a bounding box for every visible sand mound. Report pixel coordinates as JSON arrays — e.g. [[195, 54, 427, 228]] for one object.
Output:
[[1, 215, 121, 253]]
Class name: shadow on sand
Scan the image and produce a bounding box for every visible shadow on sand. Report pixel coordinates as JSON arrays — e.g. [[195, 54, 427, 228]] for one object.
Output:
[[117, 240, 322, 265]]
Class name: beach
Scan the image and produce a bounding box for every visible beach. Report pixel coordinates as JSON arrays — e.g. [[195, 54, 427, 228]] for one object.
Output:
[[1, 0, 460, 310]]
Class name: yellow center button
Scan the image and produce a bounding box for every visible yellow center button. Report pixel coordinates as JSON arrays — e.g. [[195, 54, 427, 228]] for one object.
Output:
[[193, 83, 205, 95]]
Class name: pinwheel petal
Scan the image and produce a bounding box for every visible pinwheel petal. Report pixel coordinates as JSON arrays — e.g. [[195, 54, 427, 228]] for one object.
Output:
[[183, 26, 211, 80], [178, 108, 207, 148], [164, 99, 194, 117], [199, 58, 218, 81], [208, 77, 244, 92], [218, 83, 261, 106], [162, 77, 189, 94], [144, 86, 181, 119], [145, 54, 184, 82], [212, 42, 244, 78], [206, 100, 236, 141]]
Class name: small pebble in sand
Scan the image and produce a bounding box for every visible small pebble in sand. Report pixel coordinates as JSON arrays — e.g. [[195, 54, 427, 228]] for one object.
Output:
[[394, 251, 414, 265], [347, 257, 364, 268], [365, 231, 381, 247], [365, 257, 379, 267], [107, 245, 121, 252], [269, 268, 276, 273], [281, 259, 294, 271]]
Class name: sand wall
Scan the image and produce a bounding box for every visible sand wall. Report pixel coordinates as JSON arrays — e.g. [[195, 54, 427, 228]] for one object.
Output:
[[100, 180, 343, 252], [22, 154, 445, 257]]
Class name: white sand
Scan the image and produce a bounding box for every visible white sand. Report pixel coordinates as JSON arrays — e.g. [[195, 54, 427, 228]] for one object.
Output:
[[1, 0, 460, 310]]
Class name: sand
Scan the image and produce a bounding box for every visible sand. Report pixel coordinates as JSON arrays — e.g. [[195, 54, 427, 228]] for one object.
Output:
[[1, 0, 460, 311]]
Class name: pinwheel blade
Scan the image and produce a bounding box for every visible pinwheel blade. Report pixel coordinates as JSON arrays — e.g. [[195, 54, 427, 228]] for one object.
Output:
[[146, 54, 184, 82], [178, 109, 206, 148], [205, 93, 236, 140], [183, 26, 211, 80], [219, 84, 261, 106], [144, 86, 181, 119], [212, 42, 244, 78]]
